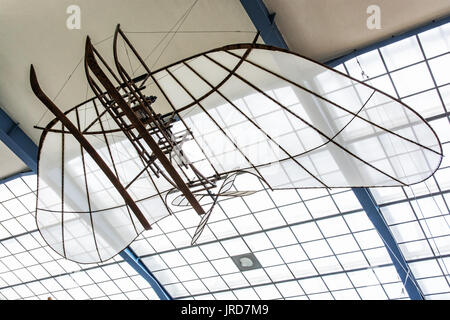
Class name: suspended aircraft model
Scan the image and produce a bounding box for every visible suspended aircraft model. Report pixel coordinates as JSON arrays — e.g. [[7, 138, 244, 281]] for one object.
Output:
[[30, 25, 442, 264]]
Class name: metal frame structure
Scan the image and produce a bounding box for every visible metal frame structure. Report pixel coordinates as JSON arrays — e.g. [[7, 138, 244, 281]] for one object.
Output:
[[0, 72, 172, 300], [239, 0, 431, 300]]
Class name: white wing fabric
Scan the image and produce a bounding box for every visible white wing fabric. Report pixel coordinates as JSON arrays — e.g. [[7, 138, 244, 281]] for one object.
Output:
[[145, 44, 442, 189], [36, 43, 442, 264], [37, 103, 172, 263]]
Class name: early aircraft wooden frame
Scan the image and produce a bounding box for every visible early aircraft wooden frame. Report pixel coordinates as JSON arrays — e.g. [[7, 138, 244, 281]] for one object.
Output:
[[30, 25, 442, 263]]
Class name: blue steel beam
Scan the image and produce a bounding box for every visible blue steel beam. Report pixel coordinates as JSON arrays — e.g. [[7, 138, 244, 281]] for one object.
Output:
[[120, 248, 172, 300], [240, 0, 425, 300], [240, 0, 288, 48], [0, 108, 38, 173], [0, 108, 170, 299], [0, 170, 34, 185]]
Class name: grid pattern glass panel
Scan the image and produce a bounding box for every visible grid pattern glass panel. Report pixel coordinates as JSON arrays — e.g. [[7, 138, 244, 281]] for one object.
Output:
[[355, 23, 450, 300], [0, 175, 160, 300], [134, 184, 406, 300], [1, 21, 449, 301]]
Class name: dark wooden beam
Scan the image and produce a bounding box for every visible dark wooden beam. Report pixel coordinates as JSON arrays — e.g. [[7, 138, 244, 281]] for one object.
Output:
[[84, 37, 206, 216], [30, 65, 151, 230]]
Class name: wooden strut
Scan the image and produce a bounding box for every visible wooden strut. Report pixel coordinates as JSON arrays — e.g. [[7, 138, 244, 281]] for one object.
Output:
[[84, 51, 163, 180], [84, 36, 206, 216], [113, 24, 218, 180], [30, 65, 152, 230], [112, 25, 215, 191]]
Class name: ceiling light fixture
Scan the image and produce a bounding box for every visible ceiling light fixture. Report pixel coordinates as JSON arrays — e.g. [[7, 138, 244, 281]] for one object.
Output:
[[231, 253, 262, 271]]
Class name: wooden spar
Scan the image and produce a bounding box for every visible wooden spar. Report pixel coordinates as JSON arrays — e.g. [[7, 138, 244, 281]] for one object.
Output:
[[113, 25, 217, 192], [84, 37, 206, 216], [30, 65, 151, 230]]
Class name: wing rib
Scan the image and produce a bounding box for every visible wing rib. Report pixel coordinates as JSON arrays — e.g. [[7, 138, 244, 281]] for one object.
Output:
[[30, 65, 151, 230], [84, 36, 206, 217], [204, 54, 409, 187]]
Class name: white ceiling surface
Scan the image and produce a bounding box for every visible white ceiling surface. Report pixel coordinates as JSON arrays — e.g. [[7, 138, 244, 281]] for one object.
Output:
[[0, 142, 28, 179], [264, 0, 450, 62], [0, 0, 256, 178]]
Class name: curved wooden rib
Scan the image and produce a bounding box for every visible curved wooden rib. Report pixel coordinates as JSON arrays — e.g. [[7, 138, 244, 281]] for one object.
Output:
[[189, 171, 261, 245], [30, 65, 151, 230], [84, 36, 206, 217]]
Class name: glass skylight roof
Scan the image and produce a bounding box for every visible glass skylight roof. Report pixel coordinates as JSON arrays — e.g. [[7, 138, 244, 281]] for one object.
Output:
[[0, 21, 449, 300], [132, 177, 407, 300], [358, 23, 450, 300], [0, 175, 160, 300]]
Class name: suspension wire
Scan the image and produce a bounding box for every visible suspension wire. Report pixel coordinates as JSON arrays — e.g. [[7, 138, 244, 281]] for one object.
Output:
[[122, 37, 135, 77], [356, 56, 369, 80], [34, 34, 113, 127], [151, 0, 198, 69], [372, 96, 426, 297], [132, 0, 199, 75], [83, 81, 89, 129], [53, 57, 84, 102], [401, 268, 411, 295], [387, 94, 450, 285], [34, 56, 83, 127]]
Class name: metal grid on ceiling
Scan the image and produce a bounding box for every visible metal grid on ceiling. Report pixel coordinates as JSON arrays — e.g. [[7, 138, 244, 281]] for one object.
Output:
[[367, 25, 450, 299], [136, 185, 406, 300], [0, 22, 448, 300], [0, 175, 160, 300]]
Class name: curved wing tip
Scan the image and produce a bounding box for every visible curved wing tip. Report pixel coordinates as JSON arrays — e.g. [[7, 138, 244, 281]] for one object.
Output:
[[85, 36, 95, 60], [29, 64, 41, 94], [29, 64, 36, 78]]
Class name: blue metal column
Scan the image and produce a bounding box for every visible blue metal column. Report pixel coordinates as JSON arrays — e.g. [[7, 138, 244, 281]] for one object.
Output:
[[240, 0, 424, 300], [120, 248, 172, 300], [0, 107, 38, 173], [352, 188, 423, 299], [0, 107, 171, 299], [240, 0, 288, 48]]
